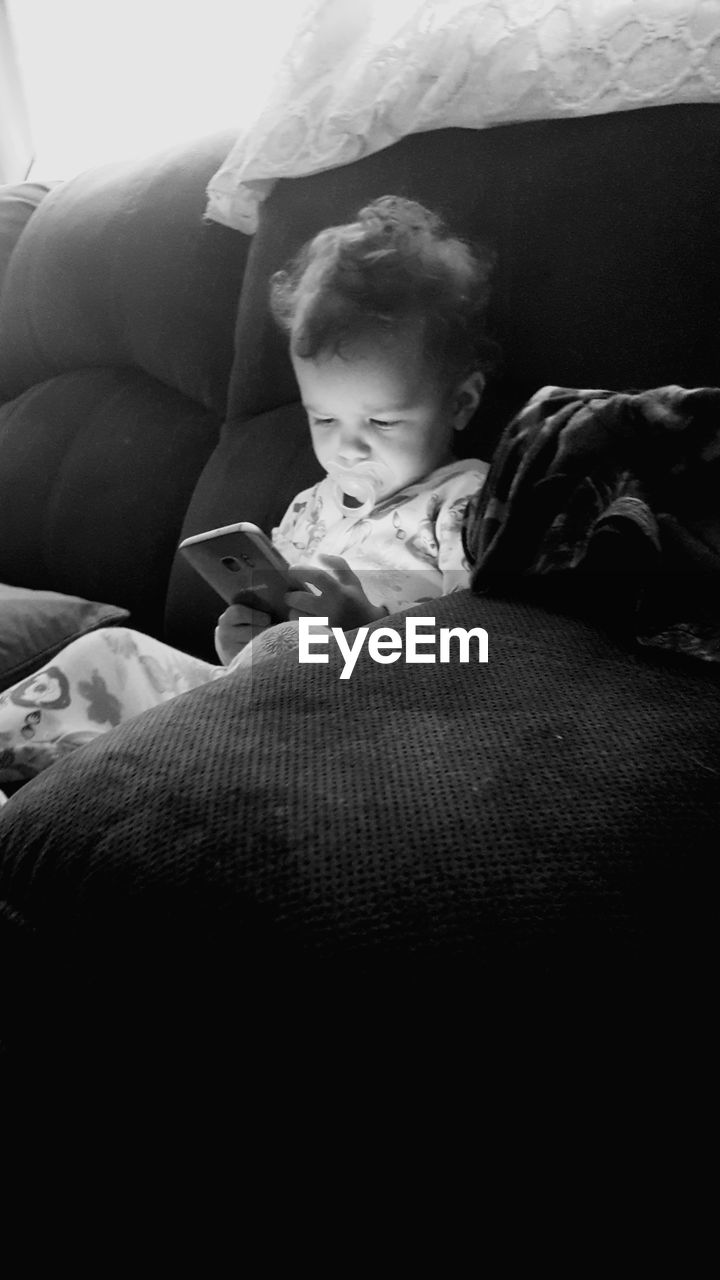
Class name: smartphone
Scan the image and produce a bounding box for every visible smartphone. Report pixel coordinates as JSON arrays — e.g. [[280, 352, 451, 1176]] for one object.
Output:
[[179, 522, 302, 622]]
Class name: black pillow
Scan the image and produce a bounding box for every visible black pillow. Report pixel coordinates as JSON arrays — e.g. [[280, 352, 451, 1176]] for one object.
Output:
[[0, 584, 129, 692]]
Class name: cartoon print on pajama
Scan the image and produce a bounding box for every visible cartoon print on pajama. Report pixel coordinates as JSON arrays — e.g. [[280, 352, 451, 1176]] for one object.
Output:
[[76, 671, 122, 726], [391, 508, 439, 563], [0, 623, 226, 790], [283, 490, 328, 557], [8, 666, 71, 710], [20, 710, 41, 738]]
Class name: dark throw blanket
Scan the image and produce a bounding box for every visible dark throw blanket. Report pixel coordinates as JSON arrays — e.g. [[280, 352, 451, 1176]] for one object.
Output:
[[463, 384, 720, 662]]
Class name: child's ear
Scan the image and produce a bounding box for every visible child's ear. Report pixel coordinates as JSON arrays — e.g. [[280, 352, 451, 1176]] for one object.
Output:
[[451, 371, 485, 431]]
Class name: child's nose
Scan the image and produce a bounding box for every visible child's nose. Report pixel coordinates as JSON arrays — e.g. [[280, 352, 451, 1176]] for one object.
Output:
[[337, 423, 370, 462]]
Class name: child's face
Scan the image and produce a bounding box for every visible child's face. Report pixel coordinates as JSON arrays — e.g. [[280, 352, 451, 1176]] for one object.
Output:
[[292, 325, 482, 504]]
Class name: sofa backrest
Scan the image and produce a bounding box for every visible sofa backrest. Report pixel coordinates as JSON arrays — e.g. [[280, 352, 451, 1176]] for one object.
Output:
[[0, 132, 246, 413], [0, 134, 250, 636], [2, 107, 719, 657], [167, 102, 720, 657]]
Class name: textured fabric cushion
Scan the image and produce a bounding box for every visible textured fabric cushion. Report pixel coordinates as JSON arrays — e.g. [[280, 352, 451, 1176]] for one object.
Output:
[[0, 584, 129, 691], [1, 590, 718, 1064], [206, 0, 720, 234]]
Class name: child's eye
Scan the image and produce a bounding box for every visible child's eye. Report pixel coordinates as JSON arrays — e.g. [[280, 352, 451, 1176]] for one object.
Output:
[[311, 417, 336, 427], [370, 419, 401, 430]]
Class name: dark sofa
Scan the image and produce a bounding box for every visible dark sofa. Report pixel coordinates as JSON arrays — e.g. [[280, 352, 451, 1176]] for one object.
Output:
[[1, 105, 719, 1070]]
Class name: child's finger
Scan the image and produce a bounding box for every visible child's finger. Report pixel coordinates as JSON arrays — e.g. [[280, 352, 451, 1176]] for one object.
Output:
[[287, 565, 335, 593], [312, 554, 359, 583], [285, 589, 328, 615]]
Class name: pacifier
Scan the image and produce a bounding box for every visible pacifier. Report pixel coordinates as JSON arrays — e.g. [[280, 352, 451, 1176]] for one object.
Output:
[[325, 460, 392, 519]]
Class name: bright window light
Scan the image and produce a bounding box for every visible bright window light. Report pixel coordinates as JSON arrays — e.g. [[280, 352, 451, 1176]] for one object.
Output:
[[7, 0, 310, 180]]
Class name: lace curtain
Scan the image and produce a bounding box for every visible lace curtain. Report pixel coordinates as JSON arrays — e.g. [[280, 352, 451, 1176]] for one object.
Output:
[[206, 0, 720, 234]]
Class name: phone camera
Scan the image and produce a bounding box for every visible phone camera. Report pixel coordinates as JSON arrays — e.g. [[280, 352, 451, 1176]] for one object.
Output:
[[221, 554, 251, 572]]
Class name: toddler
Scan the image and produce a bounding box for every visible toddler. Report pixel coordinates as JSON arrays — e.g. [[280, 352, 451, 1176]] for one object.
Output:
[[0, 195, 495, 793]]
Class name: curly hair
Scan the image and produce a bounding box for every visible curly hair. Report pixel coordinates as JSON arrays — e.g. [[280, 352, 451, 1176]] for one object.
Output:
[[269, 195, 497, 388]]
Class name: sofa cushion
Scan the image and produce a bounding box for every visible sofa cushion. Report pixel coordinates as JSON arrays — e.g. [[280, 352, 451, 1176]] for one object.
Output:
[[1, 589, 718, 1059], [0, 584, 129, 691]]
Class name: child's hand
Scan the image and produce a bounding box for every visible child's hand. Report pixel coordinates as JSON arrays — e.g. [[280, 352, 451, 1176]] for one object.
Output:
[[286, 555, 386, 630], [214, 603, 271, 666]]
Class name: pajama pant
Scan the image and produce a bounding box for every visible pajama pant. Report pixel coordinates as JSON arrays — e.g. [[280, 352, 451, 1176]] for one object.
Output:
[[0, 626, 225, 789], [0, 621, 302, 791]]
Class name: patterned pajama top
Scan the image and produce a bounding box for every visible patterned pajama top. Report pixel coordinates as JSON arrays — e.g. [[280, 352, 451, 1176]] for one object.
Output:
[[271, 458, 488, 614]]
